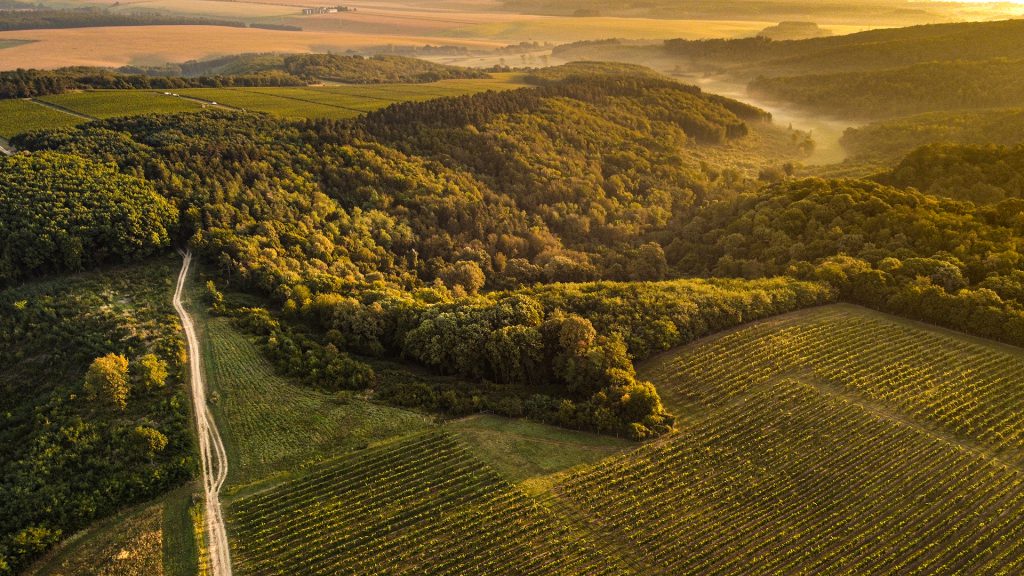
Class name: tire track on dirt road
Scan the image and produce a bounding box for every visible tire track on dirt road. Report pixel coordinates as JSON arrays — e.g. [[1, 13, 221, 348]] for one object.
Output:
[[174, 250, 233, 576]]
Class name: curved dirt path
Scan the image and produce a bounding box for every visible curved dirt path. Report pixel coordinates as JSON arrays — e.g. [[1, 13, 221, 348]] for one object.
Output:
[[174, 251, 233, 576]]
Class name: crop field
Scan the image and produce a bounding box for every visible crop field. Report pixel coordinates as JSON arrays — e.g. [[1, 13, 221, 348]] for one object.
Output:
[[553, 378, 1024, 574], [226, 431, 626, 576], [0, 99, 84, 138], [193, 301, 433, 490], [0, 26, 502, 70], [644, 304, 1024, 457], [39, 90, 205, 119], [176, 76, 527, 118]]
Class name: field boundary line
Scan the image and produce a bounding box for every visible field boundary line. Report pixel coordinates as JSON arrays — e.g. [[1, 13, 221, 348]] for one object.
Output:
[[28, 97, 97, 121], [543, 488, 651, 575]]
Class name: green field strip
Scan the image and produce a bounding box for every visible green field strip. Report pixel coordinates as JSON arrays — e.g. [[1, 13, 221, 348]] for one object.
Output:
[[38, 90, 205, 119], [229, 87, 377, 115], [175, 88, 361, 119]]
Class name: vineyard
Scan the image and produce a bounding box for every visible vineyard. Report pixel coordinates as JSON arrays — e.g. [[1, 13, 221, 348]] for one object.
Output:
[[0, 99, 83, 138], [643, 304, 1024, 458], [553, 378, 1024, 574], [39, 90, 205, 118], [226, 431, 626, 576]]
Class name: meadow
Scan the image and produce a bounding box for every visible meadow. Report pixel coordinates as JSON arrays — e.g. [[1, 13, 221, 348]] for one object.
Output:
[[447, 415, 632, 494]]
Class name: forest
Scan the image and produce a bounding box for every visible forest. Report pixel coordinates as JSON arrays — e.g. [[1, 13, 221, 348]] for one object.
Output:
[[660, 19, 1024, 77], [0, 55, 482, 99], [839, 109, 1024, 165], [881, 143, 1024, 204]]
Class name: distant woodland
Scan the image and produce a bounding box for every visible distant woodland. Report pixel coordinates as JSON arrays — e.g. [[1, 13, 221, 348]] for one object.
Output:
[[0, 55, 489, 99], [0, 7, 247, 31]]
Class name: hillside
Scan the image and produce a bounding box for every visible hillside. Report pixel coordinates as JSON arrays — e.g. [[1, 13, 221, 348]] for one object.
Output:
[[216, 304, 1024, 574], [1, 64, 819, 570], [662, 19, 1024, 77], [749, 59, 1024, 119], [840, 108, 1024, 164], [882, 143, 1024, 204], [11, 56, 1024, 575]]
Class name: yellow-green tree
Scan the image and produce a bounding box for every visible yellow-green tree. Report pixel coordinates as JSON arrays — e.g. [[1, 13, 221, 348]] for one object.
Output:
[[84, 354, 131, 410]]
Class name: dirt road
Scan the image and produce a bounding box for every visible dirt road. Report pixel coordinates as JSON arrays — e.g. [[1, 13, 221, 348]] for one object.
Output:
[[173, 251, 233, 576]]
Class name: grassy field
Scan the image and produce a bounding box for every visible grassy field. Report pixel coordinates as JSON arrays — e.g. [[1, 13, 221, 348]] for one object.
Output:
[[448, 415, 631, 494], [0, 99, 85, 138], [24, 487, 200, 576], [535, 303, 1024, 574], [226, 431, 627, 576], [185, 275, 434, 493]]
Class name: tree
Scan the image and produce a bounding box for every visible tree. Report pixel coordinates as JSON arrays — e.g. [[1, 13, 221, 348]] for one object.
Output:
[[205, 280, 224, 310], [442, 260, 486, 294], [132, 425, 169, 459], [133, 353, 168, 391], [84, 353, 131, 410]]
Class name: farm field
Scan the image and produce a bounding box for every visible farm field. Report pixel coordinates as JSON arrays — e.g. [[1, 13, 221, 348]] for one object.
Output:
[[225, 431, 628, 576], [553, 377, 1024, 574], [39, 90, 206, 119], [643, 304, 1024, 457], [188, 282, 434, 492], [0, 99, 84, 138], [0, 26, 503, 70]]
